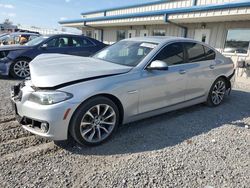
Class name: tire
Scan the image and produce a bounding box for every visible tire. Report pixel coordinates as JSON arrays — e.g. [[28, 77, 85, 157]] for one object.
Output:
[[10, 58, 31, 79], [69, 96, 120, 146], [206, 77, 227, 107]]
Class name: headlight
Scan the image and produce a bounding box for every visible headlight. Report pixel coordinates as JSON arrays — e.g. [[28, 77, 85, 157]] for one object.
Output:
[[28, 91, 73, 105]]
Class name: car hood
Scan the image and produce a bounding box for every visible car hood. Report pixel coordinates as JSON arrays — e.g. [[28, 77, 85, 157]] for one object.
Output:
[[29, 54, 132, 88], [0, 45, 32, 51]]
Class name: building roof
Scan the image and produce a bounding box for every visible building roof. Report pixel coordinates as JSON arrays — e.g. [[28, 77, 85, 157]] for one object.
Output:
[[81, 0, 170, 15], [59, 1, 250, 25]]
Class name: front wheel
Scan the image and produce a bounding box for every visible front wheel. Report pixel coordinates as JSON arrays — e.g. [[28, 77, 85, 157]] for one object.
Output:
[[10, 58, 31, 79], [206, 78, 227, 107], [69, 96, 120, 146]]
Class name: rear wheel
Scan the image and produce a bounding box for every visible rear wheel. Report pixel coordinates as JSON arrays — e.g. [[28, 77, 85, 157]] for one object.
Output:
[[10, 58, 31, 79], [69, 96, 120, 146], [207, 78, 227, 107]]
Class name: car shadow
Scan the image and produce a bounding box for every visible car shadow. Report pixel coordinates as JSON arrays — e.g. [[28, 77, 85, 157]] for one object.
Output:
[[0, 75, 21, 81], [54, 89, 250, 155]]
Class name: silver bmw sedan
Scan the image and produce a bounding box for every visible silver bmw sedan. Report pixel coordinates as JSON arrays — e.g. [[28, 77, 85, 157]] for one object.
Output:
[[11, 36, 235, 146]]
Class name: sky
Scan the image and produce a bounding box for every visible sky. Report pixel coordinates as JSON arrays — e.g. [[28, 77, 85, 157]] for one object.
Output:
[[0, 0, 159, 32]]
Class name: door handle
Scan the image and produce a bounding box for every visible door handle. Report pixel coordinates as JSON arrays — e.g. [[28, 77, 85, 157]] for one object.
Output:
[[209, 65, 215, 69], [179, 70, 186, 74]]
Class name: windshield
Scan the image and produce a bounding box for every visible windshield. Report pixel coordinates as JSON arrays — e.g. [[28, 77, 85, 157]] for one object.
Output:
[[25, 36, 48, 46], [93, 41, 157, 67]]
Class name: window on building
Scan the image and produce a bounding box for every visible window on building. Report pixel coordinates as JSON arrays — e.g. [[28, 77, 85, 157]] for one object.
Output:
[[153, 30, 166, 36], [117, 30, 126, 41], [224, 29, 250, 54], [86, 30, 92, 38], [153, 42, 184, 66]]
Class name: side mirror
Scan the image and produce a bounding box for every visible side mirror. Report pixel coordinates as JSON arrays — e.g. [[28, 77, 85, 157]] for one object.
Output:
[[147, 60, 168, 71], [40, 44, 48, 49]]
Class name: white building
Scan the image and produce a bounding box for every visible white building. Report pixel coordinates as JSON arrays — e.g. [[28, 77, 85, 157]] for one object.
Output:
[[59, 0, 250, 79]]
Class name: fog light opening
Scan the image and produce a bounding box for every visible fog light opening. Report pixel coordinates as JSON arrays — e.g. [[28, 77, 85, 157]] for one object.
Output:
[[41, 122, 49, 133]]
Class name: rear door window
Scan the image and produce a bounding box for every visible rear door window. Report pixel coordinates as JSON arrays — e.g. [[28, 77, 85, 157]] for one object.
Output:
[[203, 46, 216, 60], [184, 42, 216, 62], [185, 43, 205, 63]]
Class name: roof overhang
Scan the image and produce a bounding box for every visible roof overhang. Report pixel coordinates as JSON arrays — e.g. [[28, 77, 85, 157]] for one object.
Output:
[[80, 0, 170, 15], [59, 1, 250, 27], [168, 7, 250, 23]]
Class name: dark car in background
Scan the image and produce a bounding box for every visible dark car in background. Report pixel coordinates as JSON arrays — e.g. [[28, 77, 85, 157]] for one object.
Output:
[[0, 32, 40, 46], [0, 34, 107, 78]]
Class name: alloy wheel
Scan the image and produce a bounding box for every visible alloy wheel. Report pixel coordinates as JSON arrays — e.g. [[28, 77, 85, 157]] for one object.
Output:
[[13, 60, 30, 78], [211, 80, 226, 105], [80, 104, 116, 143]]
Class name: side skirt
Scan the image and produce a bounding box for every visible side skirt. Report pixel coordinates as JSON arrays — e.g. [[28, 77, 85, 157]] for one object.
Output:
[[123, 95, 206, 124]]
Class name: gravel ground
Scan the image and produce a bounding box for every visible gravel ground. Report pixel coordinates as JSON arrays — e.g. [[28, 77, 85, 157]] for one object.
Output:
[[0, 75, 249, 188]]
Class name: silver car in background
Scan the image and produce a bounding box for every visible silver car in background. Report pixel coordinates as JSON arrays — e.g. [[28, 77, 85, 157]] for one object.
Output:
[[11, 37, 235, 146]]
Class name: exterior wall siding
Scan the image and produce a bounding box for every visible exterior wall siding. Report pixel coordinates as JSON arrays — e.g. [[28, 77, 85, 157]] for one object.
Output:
[[196, 0, 238, 6], [106, 0, 192, 16], [84, 24, 184, 44], [168, 7, 250, 22], [87, 16, 164, 26], [82, 12, 105, 18]]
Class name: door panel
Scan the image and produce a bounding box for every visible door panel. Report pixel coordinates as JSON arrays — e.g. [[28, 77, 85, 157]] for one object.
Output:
[[138, 42, 187, 114], [140, 30, 149, 37], [185, 62, 214, 100], [128, 30, 136, 38], [184, 42, 217, 100], [139, 67, 187, 113]]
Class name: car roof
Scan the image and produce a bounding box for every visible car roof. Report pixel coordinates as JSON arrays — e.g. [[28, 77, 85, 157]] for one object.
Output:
[[124, 36, 199, 44], [43, 34, 84, 37]]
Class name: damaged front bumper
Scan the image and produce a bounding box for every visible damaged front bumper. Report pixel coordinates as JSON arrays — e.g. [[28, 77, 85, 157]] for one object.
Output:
[[10, 82, 77, 141]]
